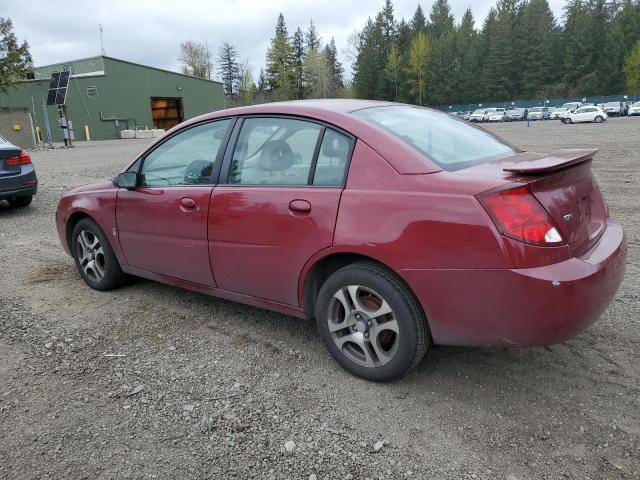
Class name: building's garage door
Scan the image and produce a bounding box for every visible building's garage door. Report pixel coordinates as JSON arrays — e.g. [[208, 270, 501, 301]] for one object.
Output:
[[150, 98, 183, 130]]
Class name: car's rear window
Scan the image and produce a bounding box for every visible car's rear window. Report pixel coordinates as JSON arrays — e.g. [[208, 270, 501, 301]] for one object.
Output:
[[353, 105, 517, 171]]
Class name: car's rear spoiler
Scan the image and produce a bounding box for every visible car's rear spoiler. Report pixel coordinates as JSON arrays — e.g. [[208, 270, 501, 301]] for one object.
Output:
[[502, 149, 597, 174]]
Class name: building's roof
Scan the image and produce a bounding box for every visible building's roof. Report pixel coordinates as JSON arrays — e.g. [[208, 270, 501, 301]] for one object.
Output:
[[30, 55, 222, 85]]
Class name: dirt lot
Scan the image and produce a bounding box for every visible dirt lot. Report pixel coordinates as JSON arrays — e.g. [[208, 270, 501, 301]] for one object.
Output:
[[1, 117, 639, 480]]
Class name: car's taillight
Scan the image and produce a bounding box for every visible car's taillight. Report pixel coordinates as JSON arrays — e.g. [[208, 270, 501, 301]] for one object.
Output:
[[5, 151, 32, 167], [478, 185, 565, 246]]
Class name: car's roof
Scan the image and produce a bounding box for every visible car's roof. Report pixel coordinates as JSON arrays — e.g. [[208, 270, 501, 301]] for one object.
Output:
[[169, 99, 442, 174]]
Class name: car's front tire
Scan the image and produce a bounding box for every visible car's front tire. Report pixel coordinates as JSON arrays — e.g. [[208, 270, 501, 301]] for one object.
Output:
[[315, 261, 430, 382], [71, 218, 128, 291], [7, 195, 32, 208]]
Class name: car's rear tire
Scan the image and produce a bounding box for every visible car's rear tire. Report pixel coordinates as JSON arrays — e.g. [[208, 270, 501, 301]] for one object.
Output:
[[594, 116, 604, 123], [315, 261, 430, 382], [71, 218, 128, 291], [7, 195, 32, 208]]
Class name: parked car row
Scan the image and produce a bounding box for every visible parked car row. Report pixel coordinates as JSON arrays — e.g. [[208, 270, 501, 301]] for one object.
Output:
[[451, 100, 640, 123]]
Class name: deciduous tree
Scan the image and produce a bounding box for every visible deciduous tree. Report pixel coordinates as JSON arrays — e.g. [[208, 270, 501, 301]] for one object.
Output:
[[407, 31, 431, 105], [179, 41, 211, 79]]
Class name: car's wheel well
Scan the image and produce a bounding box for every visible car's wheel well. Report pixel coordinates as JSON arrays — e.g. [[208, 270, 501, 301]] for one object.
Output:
[[65, 212, 92, 251], [303, 253, 412, 320]]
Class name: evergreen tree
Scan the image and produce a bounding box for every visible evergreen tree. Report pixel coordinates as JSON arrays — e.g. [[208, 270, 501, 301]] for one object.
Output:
[[217, 42, 240, 97], [257, 68, 268, 94], [265, 13, 295, 100], [425, 0, 456, 104], [562, 0, 591, 94], [353, 18, 384, 99], [599, 1, 640, 94], [480, 1, 516, 101], [427, 0, 455, 40], [0, 17, 32, 93], [305, 20, 321, 51], [455, 8, 479, 103], [292, 27, 305, 99], [518, 0, 558, 98], [324, 37, 344, 93], [411, 5, 427, 34]]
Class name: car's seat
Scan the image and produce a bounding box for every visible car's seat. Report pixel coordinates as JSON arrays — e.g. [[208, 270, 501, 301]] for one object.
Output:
[[258, 140, 294, 172]]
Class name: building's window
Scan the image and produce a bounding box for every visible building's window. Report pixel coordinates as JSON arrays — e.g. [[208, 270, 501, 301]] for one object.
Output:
[[86, 86, 98, 97]]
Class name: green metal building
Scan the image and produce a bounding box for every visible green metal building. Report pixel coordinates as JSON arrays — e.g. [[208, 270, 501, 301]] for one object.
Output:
[[0, 56, 225, 142]]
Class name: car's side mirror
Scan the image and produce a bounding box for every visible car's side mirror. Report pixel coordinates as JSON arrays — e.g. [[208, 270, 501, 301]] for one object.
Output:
[[114, 171, 138, 189]]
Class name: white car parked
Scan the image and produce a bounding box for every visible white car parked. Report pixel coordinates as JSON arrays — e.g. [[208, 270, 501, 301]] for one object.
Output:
[[561, 106, 607, 124], [487, 109, 507, 122], [603, 102, 624, 116], [628, 102, 640, 116], [550, 107, 569, 120], [469, 109, 489, 122]]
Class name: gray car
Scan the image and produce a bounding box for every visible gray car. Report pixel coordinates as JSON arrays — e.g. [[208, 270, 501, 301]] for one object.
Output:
[[0, 135, 37, 207]]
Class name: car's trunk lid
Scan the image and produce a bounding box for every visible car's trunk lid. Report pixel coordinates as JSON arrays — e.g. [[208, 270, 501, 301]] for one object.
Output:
[[0, 145, 22, 178], [465, 149, 606, 254]]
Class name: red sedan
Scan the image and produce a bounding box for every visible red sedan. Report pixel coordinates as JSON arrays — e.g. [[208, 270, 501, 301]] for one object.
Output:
[[56, 100, 626, 381]]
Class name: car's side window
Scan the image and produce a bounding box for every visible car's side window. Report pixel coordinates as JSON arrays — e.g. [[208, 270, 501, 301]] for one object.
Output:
[[140, 119, 231, 187], [228, 117, 322, 186], [313, 129, 351, 186]]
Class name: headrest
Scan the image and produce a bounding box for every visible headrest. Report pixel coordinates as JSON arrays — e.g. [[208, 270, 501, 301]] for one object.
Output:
[[258, 140, 294, 171], [322, 134, 349, 159], [184, 159, 213, 184]]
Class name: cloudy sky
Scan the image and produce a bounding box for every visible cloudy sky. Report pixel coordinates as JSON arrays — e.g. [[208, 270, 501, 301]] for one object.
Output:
[[6, 0, 566, 80]]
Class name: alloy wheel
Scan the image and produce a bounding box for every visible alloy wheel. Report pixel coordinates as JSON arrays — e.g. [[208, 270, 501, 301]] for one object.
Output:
[[76, 230, 106, 282], [327, 285, 400, 368]]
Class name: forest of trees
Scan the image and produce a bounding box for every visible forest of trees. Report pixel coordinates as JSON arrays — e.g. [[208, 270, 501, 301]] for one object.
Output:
[[178, 0, 640, 108], [180, 15, 346, 106], [352, 0, 640, 106]]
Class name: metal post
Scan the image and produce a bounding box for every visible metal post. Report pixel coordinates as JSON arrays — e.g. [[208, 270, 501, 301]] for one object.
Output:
[[41, 99, 53, 146]]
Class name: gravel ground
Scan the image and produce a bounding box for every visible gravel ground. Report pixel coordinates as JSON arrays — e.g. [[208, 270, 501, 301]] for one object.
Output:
[[0, 117, 639, 480]]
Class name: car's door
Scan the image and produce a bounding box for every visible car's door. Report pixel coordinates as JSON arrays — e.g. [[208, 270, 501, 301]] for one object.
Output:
[[573, 108, 587, 122], [116, 118, 233, 287], [208, 116, 353, 306]]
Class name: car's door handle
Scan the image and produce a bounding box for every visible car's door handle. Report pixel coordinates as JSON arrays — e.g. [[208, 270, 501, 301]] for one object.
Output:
[[289, 199, 311, 213], [180, 197, 197, 209]]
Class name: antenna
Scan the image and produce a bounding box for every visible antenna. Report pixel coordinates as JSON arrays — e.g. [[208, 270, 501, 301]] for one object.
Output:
[[99, 24, 106, 55]]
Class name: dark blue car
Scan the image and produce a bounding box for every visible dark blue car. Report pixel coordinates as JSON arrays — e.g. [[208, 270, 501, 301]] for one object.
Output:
[[0, 134, 37, 208]]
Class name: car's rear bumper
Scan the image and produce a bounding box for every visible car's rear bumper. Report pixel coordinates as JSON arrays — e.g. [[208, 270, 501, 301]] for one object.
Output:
[[401, 219, 627, 347], [0, 168, 38, 199]]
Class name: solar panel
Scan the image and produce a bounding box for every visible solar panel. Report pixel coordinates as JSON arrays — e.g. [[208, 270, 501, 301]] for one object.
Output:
[[58, 71, 70, 89], [55, 88, 67, 105], [48, 72, 60, 90], [46, 71, 70, 106], [46, 88, 58, 106]]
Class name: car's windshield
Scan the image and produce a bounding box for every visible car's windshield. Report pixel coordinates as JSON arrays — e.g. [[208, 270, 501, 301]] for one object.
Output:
[[605, 102, 619, 107], [353, 105, 517, 171], [0, 134, 8, 144], [634, 102, 640, 107], [472, 109, 485, 114], [530, 107, 543, 112]]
